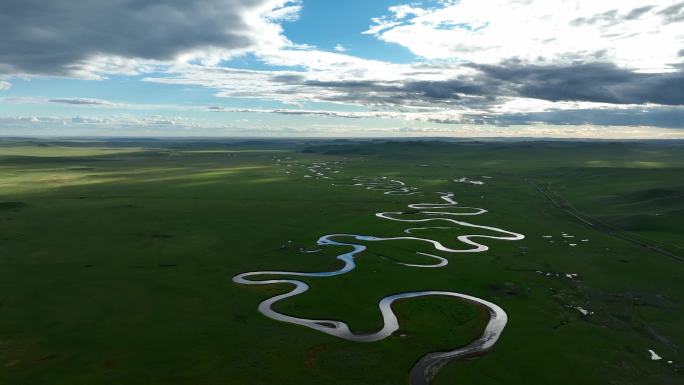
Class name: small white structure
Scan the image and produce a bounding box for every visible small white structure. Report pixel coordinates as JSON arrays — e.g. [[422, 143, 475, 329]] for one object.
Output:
[[648, 349, 662, 361]]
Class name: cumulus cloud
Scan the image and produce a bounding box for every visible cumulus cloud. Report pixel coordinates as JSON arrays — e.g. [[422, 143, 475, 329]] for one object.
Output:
[[365, 0, 684, 72], [3, 0, 684, 134], [139, 1, 684, 122], [0, 0, 299, 77], [0, 81, 10, 90]]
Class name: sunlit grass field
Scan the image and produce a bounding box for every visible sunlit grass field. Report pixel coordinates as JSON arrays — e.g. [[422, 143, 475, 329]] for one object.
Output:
[[0, 138, 682, 385]]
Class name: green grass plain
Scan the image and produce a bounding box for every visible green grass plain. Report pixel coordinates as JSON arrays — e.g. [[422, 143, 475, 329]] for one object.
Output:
[[0, 138, 682, 385]]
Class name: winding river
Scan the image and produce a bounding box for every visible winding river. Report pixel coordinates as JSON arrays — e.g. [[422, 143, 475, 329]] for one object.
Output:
[[233, 179, 524, 384]]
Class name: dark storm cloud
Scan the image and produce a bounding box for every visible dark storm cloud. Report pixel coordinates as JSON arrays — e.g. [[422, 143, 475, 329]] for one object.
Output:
[[0, 0, 277, 75], [473, 62, 684, 105], [267, 75, 499, 108], [402, 79, 493, 99], [299, 79, 480, 105], [273, 62, 684, 107]]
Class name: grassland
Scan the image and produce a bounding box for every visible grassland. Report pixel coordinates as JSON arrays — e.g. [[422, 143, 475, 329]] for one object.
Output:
[[0, 138, 682, 385]]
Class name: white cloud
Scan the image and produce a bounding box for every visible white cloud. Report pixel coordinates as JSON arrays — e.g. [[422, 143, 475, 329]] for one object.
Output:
[[1, 113, 682, 139], [0, 81, 11, 90], [0, 114, 202, 128], [266, 0, 302, 22], [365, 0, 684, 72], [387, 4, 426, 20], [333, 44, 348, 53]]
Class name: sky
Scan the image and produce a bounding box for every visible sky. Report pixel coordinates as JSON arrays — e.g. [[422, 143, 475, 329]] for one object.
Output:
[[1, 0, 683, 138]]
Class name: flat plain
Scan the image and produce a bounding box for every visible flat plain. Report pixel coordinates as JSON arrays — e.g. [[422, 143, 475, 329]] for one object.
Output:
[[0, 138, 682, 385]]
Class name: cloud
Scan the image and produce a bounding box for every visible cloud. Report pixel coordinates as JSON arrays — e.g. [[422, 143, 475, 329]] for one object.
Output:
[[143, 55, 471, 109], [0, 114, 202, 129], [0, 0, 299, 77], [472, 62, 684, 105], [48, 98, 114, 106], [187, 60, 684, 108], [1, 113, 682, 139], [658, 1, 684, 23], [143, 57, 684, 129], [205, 103, 684, 129], [489, 107, 684, 129], [266, 1, 302, 21], [2, 95, 219, 113], [3, 0, 684, 134], [0, 81, 10, 90], [207, 106, 418, 120], [138, 0, 684, 128], [625, 5, 657, 20], [365, 0, 684, 72]]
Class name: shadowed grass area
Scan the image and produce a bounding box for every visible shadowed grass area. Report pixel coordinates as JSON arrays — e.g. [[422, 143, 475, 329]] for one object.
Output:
[[0, 138, 682, 385]]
